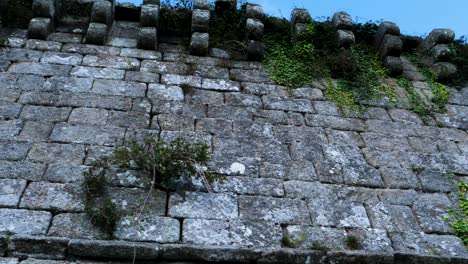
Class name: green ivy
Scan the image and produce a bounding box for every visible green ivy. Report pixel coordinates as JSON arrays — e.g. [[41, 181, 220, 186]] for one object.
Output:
[[264, 21, 395, 113], [397, 78, 429, 116], [405, 54, 449, 114], [446, 177, 468, 248]]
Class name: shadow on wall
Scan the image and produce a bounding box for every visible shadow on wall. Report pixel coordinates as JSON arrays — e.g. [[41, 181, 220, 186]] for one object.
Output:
[[0, 0, 34, 28]]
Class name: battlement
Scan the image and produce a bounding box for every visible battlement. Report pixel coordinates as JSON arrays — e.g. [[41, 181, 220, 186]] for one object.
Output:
[[0, 1, 467, 264]]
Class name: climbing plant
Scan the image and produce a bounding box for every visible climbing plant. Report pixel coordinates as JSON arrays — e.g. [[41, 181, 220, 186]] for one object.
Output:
[[445, 175, 468, 248], [263, 19, 395, 113]]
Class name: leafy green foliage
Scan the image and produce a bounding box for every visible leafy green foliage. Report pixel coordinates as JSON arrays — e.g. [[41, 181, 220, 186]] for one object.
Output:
[[345, 235, 361, 250], [159, 1, 193, 45], [84, 134, 221, 234], [404, 54, 449, 114], [112, 136, 218, 191], [264, 20, 394, 112], [209, 1, 248, 52], [446, 177, 468, 248], [397, 78, 429, 116], [450, 36, 468, 86]]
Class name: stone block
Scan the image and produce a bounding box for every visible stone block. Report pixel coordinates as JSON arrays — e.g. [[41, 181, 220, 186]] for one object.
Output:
[[28, 143, 85, 164], [44, 163, 88, 183], [26, 39, 62, 51], [32, 0, 55, 18], [8, 236, 68, 259], [238, 196, 310, 224], [169, 192, 238, 220], [213, 176, 284, 196], [92, 79, 146, 97], [125, 71, 160, 83], [27, 18, 53, 40], [432, 62, 457, 81], [114, 216, 180, 243], [230, 68, 271, 83], [148, 83, 184, 101], [82, 54, 140, 70], [0, 160, 46, 181], [43, 76, 94, 92], [40, 51, 83, 65], [120, 48, 162, 59], [138, 27, 158, 50], [246, 4, 263, 19], [391, 232, 468, 258], [247, 40, 264, 61], [140, 4, 159, 27], [68, 239, 159, 260], [383, 56, 403, 76], [290, 8, 311, 26], [336, 29, 355, 48], [91, 0, 113, 25], [201, 78, 240, 92], [292, 23, 307, 42], [413, 193, 453, 234], [20, 182, 85, 212], [190, 32, 209, 56], [71, 66, 125, 80], [48, 213, 109, 240], [62, 43, 121, 56], [85, 22, 108, 45], [332, 11, 353, 30], [0, 209, 51, 235], [0, 142, 30, 161], [161, 244, 261, 263], [194, 0, 210, 10], [375, 21, 400, 48], [141, 60, 189, 74], [368, 202, 422, 233], [246, 18, 264, 40], [215, 0, 237, 13], [431, 44, 453, 62], [192, 9, 210, 33], [0, 179, 27, 208], [50, 123, 126, 146], [20, 105, 71, 122], [379, 34, 403, 58], [425, 28, 455, 49]]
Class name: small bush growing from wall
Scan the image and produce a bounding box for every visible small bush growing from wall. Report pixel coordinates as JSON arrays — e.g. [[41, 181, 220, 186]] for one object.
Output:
[[83, 134, 222, 235], [450, 36, 468, 86], [446, 175, 468, 249]]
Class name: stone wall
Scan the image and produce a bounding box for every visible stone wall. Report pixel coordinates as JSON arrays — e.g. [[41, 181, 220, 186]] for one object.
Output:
[[0, 1, 467, 264]]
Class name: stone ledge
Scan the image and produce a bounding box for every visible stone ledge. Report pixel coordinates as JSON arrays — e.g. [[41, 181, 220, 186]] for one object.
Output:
[[4, 238, 468, 263]]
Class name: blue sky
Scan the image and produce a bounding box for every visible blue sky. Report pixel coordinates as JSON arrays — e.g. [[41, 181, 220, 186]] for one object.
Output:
[[123, 0, 467, 38]]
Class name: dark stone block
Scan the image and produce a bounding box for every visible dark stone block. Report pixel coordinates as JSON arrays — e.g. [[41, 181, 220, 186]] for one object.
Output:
[[27, 17, 53, 40]]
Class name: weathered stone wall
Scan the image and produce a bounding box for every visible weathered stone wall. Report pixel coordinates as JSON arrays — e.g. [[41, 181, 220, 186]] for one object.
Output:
[[0, 2, 467, 264]]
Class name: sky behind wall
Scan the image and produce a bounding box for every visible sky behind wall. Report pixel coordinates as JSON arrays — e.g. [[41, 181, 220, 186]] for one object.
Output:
[[123, 0, 468, 38]]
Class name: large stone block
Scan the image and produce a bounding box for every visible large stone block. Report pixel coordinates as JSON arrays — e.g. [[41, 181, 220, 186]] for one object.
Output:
[[193, 0, 210, 10], [27, 18, 53, 40], [246, 18, 264, 40], [114, 215, 180, 243], [20, 182, 85, 212], [190, 32, 209, 56], [91, 0, 113, 25], [332, 11, 353, 30], [430, 44, 453, 62], [432, 62, 457, 81], [0, 209, 52, 236], [383, 56, 403, 76], [85, 22, 108, 45], [138, 27, 158, 50], [290, 8, 311, 25], [192, 9, 210, 33], [169, 192, 238, 220], [140, 4, 159, 27], [246, 4, 263, 19], [32, 0, 55, 18], [374, 21, 400, 48], [69, 239, 159, 260], [425, 28, 455, 49], [379, 34, 403, 58], [336, 29, 355, 48]]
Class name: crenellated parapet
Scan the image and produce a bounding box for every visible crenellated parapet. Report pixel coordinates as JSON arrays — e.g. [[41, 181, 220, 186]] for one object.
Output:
[[374, 21, 403, 76]]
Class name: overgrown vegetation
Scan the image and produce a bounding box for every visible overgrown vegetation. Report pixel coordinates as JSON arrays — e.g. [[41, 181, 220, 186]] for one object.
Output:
[[344, 235, 361, 250], [84, 134, 221, 235], [159, 0, 193, 44], [450, 36, 468, 86], [209, 0, 248, 52], [263, 18, 395, 113], [282, 233, 307, 248], [446, 175, 468, 249], [396, 53, 449, 116]]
